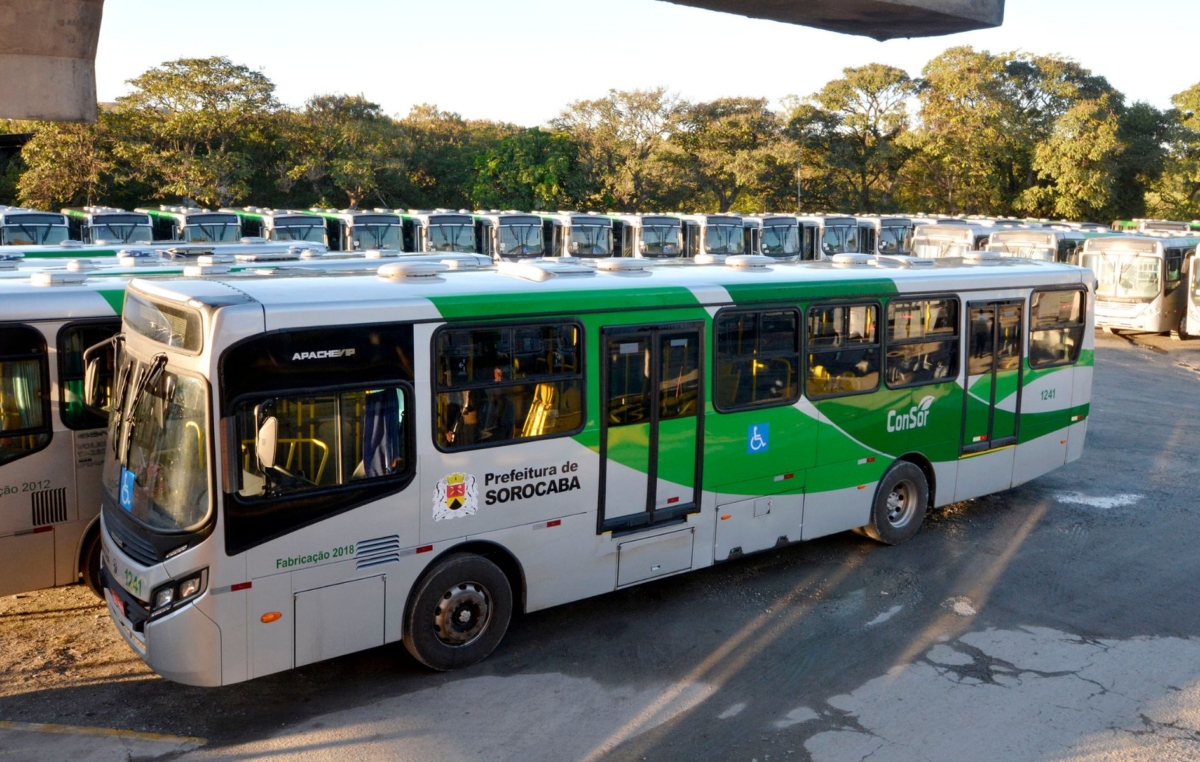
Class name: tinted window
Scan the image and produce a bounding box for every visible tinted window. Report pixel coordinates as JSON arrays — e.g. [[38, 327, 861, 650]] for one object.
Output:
[[715, 309, 800, 411], [886, 299, 959, 388], [59, 321, 121, 430], [807, 304, 880, 398], [0, 325, 51, 466]]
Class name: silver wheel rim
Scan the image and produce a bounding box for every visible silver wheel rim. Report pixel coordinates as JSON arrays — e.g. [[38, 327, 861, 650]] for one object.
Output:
[[433, 581, 491, 647], [886, 479, 918, 529]]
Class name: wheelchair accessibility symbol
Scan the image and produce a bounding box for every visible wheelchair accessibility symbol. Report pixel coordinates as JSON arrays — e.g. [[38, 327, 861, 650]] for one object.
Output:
[[747, 424, 769, 454], [119, 467, 135, 512]]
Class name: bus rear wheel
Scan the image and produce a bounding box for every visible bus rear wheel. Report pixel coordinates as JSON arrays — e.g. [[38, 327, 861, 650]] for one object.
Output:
[[80, 529, 103, 599], [862, 462, 929, 546], [403, 553, 512, 671]]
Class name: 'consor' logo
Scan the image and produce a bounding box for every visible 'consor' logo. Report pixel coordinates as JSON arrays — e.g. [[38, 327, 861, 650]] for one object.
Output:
[[887, 395, 935, 433], [292, 348, 356, 361]]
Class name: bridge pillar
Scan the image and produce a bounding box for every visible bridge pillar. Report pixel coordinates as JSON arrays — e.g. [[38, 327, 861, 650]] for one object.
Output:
[[0, 0, 104, 122]]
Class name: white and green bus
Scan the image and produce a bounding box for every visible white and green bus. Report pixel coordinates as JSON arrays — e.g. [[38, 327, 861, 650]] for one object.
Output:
[[612, 214, 684, 258], [1080, 234, 1199, 339], [0, 251, 490, 600], [473, 212, 544, 260], [741, 215, 813, 261], [221, 208, 328, 245], [63, 207, 154, 245], [306, 209, 408, 252], [681, 213, 745, 257], [538, 212, 617, 258], [0, 207, 70, 246], [401, 210, 477, 254], [96, 252, 1093, 685], [137, 207, 243, 243], [798, 215, 859, 257], [856, 216, 917, 256]]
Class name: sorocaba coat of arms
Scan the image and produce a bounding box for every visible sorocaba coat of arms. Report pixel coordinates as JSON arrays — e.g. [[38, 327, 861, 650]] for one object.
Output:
[[433, 472, 478, 521]]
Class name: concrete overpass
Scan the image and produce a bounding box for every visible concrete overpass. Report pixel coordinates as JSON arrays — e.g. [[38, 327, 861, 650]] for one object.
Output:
[[0, 0, 1003, 123]]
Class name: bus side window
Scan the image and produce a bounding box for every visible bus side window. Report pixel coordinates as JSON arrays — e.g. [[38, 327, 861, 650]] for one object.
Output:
[[885, 298, 960, 388], [806, 303, 881, 398], [1029, 290, 1085, 368], [0, 325, 52, 467], [434, 322, 584, 451], [58, 321, 121, 430], [1166, 250, 1183, 291], [714, 309, 800, 411]]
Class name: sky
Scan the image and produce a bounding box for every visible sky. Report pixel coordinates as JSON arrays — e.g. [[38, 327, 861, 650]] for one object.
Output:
[[95, 0, 1196, 125]]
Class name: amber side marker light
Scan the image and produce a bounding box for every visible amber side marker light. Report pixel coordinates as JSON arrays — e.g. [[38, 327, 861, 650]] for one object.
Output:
[[261, 612, 282, 624]]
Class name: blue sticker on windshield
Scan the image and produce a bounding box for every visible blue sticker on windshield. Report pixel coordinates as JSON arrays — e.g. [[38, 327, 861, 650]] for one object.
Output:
[[119, 467, 135, 512]]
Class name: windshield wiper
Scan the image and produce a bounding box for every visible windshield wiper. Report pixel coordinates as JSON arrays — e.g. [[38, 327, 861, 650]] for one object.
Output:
[[120, 354, 168, 461]]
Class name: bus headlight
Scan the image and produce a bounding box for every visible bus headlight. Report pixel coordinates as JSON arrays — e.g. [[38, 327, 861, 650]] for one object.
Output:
[[150, 569, 208, 615]]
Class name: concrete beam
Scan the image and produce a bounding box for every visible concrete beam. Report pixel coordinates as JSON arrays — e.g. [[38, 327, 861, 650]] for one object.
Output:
[[0, 0, 104, 122], [660, 0, 1005, 40]]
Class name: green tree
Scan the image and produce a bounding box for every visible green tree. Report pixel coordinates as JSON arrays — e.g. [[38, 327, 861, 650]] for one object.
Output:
[[553, 88, 682, 211], [1017, 95, 1123, 220], [283, 94, 398, 209], [472, 127, 583, 211], [14, 118, 114, 208], [113, 56, 280, 208], [785, 64, 914, 212], [387, 105, 510, 210], [1146, 82, 1200, 219]]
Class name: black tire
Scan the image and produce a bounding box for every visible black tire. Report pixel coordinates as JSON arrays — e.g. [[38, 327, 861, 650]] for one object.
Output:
[[1172, 313, 1191, 341], [403, 553, 512, 671], [861, 462, 929, 546], [80, 529, 103, 599]]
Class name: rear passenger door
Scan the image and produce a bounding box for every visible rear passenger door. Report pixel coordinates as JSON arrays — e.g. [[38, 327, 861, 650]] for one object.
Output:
[[962, 301, 1023, 454]]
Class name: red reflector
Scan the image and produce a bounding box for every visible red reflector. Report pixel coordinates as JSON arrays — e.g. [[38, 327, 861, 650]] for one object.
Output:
[[32, 526, 53, 534], [231, 582, 252, 592], [546, 519, 561, 528], [866, 457, 875, 463], [417, 545, 434, 554], [783, 473, 794, 480], [667, 497, 679, 504]]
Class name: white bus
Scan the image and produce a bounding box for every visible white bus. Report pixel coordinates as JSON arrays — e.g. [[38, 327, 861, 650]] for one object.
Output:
[[0, 251, 490, 599], [681, 213, 745, 257], [137, 207, 243, 243], [856, 216, 917, 256], [1080, 235, 1198, 339], [222, 208, 328, 245], [986, 229, 1099, 264], [538, 212, 617, 258], [96, 253, 1094, 685], [611, 214, 684, 258], [741, 215, 812, 261], [910, 223, 979, 259], [473, 212, 544, 260], [63, 207, 154, 245], [306, 209, 408, 252], [798, 215, 859, 257], [0, 207, 70, 246], [400, 211, 478, 255]]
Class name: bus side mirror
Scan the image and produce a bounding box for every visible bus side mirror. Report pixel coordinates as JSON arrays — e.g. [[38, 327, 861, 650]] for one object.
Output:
[[256, 416, 279, 471], [82, 336, 119, 414]]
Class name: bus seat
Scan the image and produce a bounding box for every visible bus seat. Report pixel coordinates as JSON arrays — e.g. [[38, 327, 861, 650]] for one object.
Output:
[[809, 364, 830, 395], [522, 383, 558, 438]]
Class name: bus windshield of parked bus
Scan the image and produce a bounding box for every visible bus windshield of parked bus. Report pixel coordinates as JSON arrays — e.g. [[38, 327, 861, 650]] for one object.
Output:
[[498, 223, 543, 256], [93, 221, 153, 244], [879, 225, 912, 255], [427, 223, 475, 253], [705, 223, 744, 255], [986, 244, 1056, 262], [2, 218, 69, 245], [1082, 251, 1162, 301], [569, 224, 612, 257], [272, 221, 325, 243], [761, 224, 800, 257], [101, 356, 210, 533], [352, 224, 401, 251], [183, 221, 240, 243], [641, 223, 682, 256], [821, 224, 858, 255], [910, 239, 970, 259]]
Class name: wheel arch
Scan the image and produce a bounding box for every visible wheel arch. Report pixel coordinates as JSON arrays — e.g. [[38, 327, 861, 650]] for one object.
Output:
[[77, 515, 101, 575], [894, 452, 936, 508]]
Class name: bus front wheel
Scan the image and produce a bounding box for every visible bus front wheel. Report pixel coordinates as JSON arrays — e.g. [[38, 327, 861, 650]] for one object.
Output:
[[862, 462, 929, 546], [403, 553, 513, 671], [1172, 314, 1191, 341]]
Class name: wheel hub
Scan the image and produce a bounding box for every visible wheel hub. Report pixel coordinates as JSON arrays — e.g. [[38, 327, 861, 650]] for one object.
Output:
[[886, 480, 915, 528], [433, 582, 490, 646]]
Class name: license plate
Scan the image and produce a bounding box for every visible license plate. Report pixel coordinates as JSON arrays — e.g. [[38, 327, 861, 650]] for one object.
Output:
[[108, 587, 126, 618]]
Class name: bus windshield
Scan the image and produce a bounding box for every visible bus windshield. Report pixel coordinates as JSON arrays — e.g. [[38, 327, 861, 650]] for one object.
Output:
[[102, 356, 210, 533], [761, 224, 800, 257], [2, 223, 69, 245], [272, 224, 324, 243], [879, 225, 912, 255], [498, 224, 543, 256], [184, 223, 240, 243], [705, 223, 744, 255], [352, 224, 401, 251], [427, 223, 475, 253], [569, 224, 612, 257], [641, 224, 681, 257], [1083, 252, 1162, 302], [986, 244, 1056, 262], [911, 239, 969, 259], [92, 223, 153, 244], [821, 224, 858, 255]]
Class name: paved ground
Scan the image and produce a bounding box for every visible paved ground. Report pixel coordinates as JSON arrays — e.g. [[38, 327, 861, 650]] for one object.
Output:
[[2, 331, 1200, 762]]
